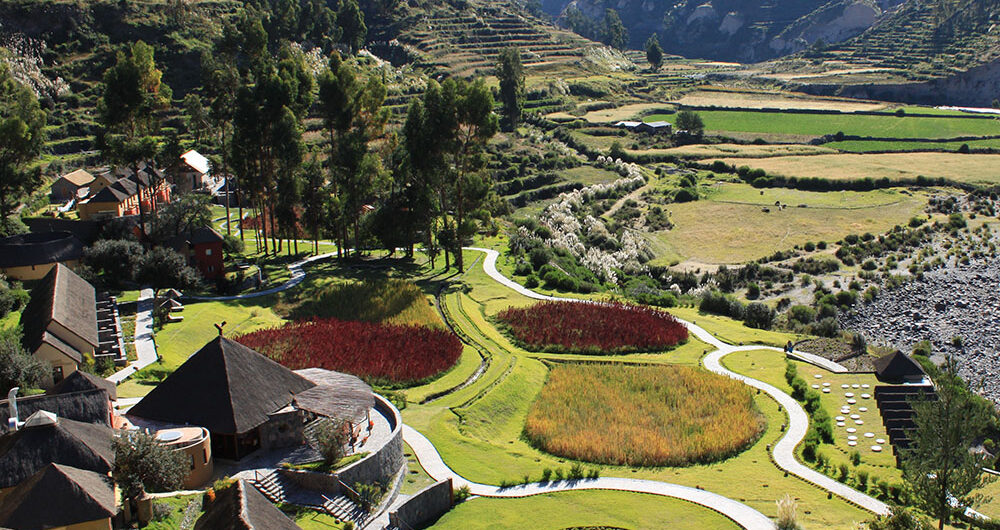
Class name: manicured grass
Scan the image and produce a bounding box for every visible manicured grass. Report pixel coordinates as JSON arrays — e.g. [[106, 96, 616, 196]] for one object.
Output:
[[277, 277, 443, 328], [146, 494, 201, 530], [155, 299, 284, 370], [433, 490, 741, 529], [401, 442, 438, 495], [710, 153, 1000, 185], [645, 191, 926, 264], [525, 363, 764, 466], [667, 307, 801, 347], [403, 344, 483, 404], [646, 109, 1000, 139], [703, 182, 905, 208]]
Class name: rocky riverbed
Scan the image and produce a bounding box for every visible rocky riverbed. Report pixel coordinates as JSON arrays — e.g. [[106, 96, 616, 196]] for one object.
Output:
[[840, 257, 1000, 402]]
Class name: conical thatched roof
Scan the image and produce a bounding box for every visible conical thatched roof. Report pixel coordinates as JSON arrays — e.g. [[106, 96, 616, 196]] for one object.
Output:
[[49, 370, 117, 401], [194, 479, 301, 530], [0, 463, 117, 529], [874, 351, 926, 382], [0, 414, 114, 489], [127, 336, 314, 434]]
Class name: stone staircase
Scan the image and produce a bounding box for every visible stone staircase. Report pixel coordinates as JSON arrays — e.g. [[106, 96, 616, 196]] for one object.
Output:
[[249, 469, 371, 527], [317, 493, 371, 527]]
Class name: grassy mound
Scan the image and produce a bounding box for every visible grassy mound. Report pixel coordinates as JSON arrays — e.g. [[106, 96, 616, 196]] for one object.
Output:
[[496, 301, 687, 354], [524, 364, 764, 466], [281, 278, 441, 328]]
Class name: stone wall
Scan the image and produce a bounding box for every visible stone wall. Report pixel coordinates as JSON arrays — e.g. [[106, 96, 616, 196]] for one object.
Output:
[[336, 395, 404, 488], [390, 479, 453, 530], [260, 409, 304, 451], [278, 468, 342, 494]]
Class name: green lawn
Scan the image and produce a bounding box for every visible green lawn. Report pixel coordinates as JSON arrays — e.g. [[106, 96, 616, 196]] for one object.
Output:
[[645, 110, 1000, 139], [557, 165, 621, 186], [667, 307, 802, 347], [434, 490, 741, 529]]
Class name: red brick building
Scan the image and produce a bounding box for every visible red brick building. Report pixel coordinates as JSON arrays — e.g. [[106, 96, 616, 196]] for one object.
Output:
[[167, 227, 225, 280]]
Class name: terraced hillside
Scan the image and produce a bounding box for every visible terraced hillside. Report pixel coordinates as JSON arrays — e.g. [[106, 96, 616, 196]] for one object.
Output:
[[397, 0, 616, 78]]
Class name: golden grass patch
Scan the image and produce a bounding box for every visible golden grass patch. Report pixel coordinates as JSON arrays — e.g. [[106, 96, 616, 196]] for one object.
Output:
[[672, 90, 887, 112], [524, 364, 764, 466]]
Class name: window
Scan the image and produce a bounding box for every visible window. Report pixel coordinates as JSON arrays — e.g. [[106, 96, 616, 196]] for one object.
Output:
[[52, 366, 64, 383], [190, 455, 195, 470], [207, 266, 214, 273], [205, 248, 212, 256], [203, 448, 209, 464]]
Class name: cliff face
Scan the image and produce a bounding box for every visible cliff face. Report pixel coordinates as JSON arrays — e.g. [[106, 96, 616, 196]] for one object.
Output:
[[546, 0, 906, 62]]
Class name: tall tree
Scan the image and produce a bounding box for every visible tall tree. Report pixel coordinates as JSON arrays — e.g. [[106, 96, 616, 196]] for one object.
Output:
[[0, 327, 48, 394], [0, 60, 45, 225], [675, 110, 705, 136], [645, 33, 663, 71], [338, 0, 368, 54], [113, 431, 188, 506], [182, 93, 210, 147], [318, 53, 388, 257], [603, 9, 628, 51], [98, 41, 172, 233], [496, 47, 525, 131], [904, 359, 994, 530], [301, 155, 327, 255]]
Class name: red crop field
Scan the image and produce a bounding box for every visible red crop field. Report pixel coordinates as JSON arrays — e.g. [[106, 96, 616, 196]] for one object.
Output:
[[495, 301, 688, 354], [235, 318, 462, 385]]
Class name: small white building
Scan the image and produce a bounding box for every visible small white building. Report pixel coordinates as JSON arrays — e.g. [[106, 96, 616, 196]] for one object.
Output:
[[170, 150, 211, 194]]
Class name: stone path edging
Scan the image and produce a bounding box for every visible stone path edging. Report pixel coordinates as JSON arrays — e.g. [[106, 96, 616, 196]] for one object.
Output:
[[107, 288, 158, 384], [461, 246, 889, 516]]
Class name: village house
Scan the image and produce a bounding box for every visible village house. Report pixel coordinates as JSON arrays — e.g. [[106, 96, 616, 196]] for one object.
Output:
[[78, 168, 171, 221], [18, 264, 99, 387], [167, 226, 226, 280], [0, 462, 118, 530], [169, 149, 212, 195], [127, 336, 374, 462], [195, 479, 302, 530], [0, 230, 85, 281], [50, 169, 95, 203]]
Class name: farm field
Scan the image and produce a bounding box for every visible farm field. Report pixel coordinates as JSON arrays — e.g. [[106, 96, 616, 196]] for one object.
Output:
[[497, 301, 688, 354], [556, 165, 620, 185], [644, 188, 927, 264], [710, 153, 1000, 185], [432, 490, 741, 529], [398, 258, 870, 529], [824, 138, 1000, 152], [672, 90, 889, 112], [551, 102, 671, 123], [524, 363, 764, 466], [703, 182, 907, 208], [641, 143, 837, 159], [645, 110, 1000, 139]]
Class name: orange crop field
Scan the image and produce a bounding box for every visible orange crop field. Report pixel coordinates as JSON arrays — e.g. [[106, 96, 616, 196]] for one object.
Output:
[[524, 364, 765, 467]]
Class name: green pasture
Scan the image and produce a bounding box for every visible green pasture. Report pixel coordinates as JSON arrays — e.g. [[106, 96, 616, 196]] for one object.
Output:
[[645, 110, 1000, 139]]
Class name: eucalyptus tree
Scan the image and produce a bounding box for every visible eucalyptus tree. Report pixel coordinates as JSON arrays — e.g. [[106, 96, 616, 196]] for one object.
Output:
[[0, 60, 45, 227]]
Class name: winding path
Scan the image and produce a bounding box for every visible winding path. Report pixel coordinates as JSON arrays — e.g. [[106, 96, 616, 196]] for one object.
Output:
[[399, 247, 890, 528]]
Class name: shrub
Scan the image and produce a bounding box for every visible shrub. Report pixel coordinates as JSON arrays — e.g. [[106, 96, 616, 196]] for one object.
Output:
[[524, 364, 764, 466], [454, 485, 471, 502], [496, 301, 688, 354], [541, 468, 552, 482], [850, 450, 861, 466], [554, 468, 564, 481], [804, 241, 816, 252], [776, 494, 800, 530], [569, 462, 585, 480], [838, 464, 849, 482], [747, 283, 761, 299], [514, 262, 533, 276], [743, 302, 776, 330], [524, 274, 540, 289], [673, 187, 699, 203], [700, 290, 745, 319], [236, 318, 463, 385], [857, 469, 869, 489], [789, 305, 816, 324]]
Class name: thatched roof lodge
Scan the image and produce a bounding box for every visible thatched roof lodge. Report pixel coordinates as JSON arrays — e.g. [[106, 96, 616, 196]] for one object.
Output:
[[127, 336, 373, 460], [0, 411, 114, 490], [0, 463, 118, 530], [874, 350, 927, 384], [195, 479, 302, 530]]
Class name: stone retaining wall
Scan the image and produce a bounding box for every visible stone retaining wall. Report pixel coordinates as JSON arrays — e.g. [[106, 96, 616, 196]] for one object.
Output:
[[336, 394, 404, 488], [390, 479, 453, 530], [278, 468, 342, 494]]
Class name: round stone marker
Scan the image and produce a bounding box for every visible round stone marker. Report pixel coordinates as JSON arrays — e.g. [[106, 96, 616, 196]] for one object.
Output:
[[847, 427, 857, 433], [845, 392, 855, 398], [850, 414, 860, 420], [841, 384, 850, 389], [858, 407, 868, 412], [837, 422, 846, 427], [814, 374, 822, 379], [864, 432, 875, 438], [876, 438, 886, 444], [848, 440, 857, 446], [872, 446, 882, 452], [812, 384, 820, 389], [861, 384, 870, 389], [822, 388, 831, 393], [861, 393, 871, 399], [855, 420, 864, 425], [823, 382, 831, 387], [852, 384, 860, 389], [848, 435, 858, 441], [848, 399, 857, 404], [836, 416, 846, 421]]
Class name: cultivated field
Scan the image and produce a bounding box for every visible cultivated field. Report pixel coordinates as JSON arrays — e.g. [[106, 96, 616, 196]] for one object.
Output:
[[638, 143, 837, 159], [645, 110, 1000, 139], [824, 138, 1000, 152], [672, 90, 889, 112], [524, 363, 764, 466], [712, 153, 1000, 185], [646, 189, 927, 264]]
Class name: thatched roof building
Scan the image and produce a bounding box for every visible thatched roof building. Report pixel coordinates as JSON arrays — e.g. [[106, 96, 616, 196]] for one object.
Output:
[[294, 368, 373, 424], [1, 389, 112, 432], [0, 463, 117, 529], [0, 411, 114, 489], [874, 351, 926, 383], [49, 370, 118, 401], [194, 480, 301, 530]]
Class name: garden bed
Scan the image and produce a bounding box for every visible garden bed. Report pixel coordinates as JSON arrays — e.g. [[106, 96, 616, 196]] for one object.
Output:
[[495, 301, 688, 354], [524, 364, 764, 466], [236, 318, 462, 386]]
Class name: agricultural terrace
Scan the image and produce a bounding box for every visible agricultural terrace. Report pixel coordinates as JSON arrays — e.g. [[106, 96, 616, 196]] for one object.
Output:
[[824, 138, 1000, 152], [670, 89, 889, 112], [711, 153, 1000, 186], [644, 183, 927, 264], [632, 143, 838, 160], [236, 317, 462, 386], [524, 364, 764, 466], [644, 109, 1000, 139], [495, 301, 688, 354], [399, 252, 870, 528]]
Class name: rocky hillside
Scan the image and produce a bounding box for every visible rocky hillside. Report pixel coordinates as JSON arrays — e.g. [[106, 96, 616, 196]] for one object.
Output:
[[544, 0, 909, 62]]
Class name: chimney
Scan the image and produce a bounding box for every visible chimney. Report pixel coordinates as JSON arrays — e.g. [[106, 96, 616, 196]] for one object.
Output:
[[6, 387, 21, 431]]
